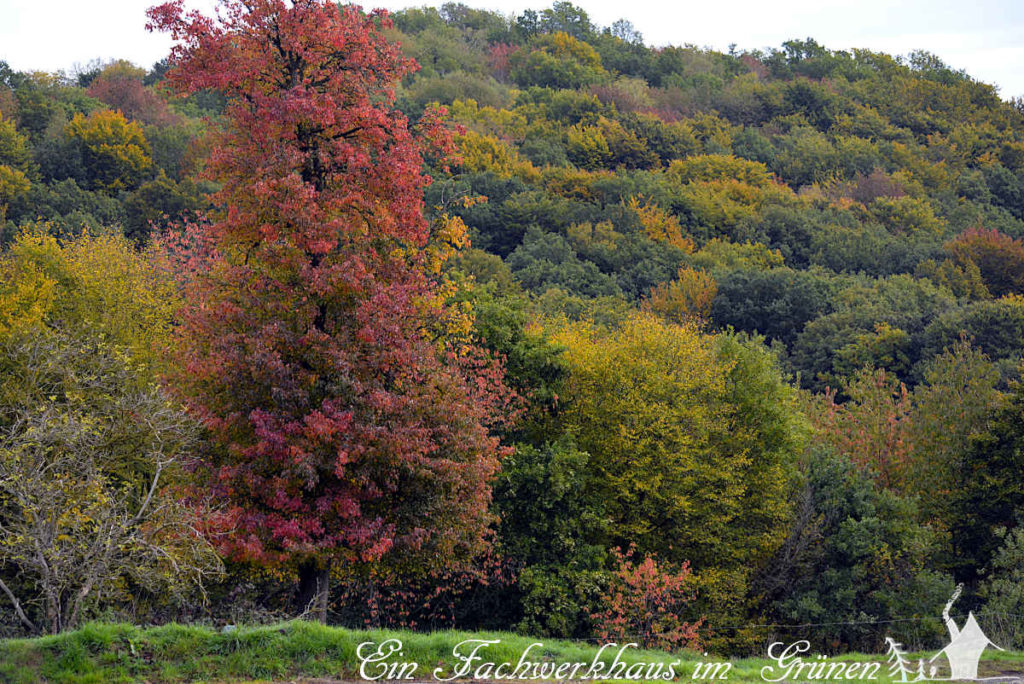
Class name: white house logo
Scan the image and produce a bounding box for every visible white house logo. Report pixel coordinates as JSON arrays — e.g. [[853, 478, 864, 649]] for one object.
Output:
[[886, 583, 1006, 682], [933, 584, 1003, 680], [762, 585, 1016, 683]]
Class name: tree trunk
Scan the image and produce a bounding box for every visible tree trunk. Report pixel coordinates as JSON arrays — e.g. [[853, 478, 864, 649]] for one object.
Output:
[[296, 558, 331, 623]]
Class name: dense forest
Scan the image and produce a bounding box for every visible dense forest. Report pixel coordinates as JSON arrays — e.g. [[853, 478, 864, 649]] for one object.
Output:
[[2, 0, 1024, 657]]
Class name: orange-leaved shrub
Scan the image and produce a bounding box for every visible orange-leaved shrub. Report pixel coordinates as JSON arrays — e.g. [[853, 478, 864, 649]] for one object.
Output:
[[592, 545, 703, 652]]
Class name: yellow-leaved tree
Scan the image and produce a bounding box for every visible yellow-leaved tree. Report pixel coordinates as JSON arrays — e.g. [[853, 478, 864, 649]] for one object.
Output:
[[0, 229, 219, 634], [65, 109, 153, 192], [0, 228, 180, 372], [549, 313, 806, 647], [456, 129, 541, 182], [0, 112, 33, 224], [625, 195, 695, 251], [646, 266, 717, 323]]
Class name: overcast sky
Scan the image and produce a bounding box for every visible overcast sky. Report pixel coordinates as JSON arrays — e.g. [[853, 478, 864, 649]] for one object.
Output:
[[3, 0, 1023, 99]]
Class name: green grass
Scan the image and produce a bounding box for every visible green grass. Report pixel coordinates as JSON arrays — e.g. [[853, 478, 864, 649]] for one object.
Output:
[[1, 621, 1023, 684]]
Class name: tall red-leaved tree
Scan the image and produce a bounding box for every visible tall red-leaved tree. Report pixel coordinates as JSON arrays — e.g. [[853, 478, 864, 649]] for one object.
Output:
[[147, 0, 512, 621]]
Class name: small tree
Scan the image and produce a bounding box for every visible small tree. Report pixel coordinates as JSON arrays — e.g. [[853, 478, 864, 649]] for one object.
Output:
[[0, 332, 220, 634], [947, 226, 1024, 297], [65, 109, 153, 192], [591, 546, 703, 652], [86, 60, 180, 127], [646, 266, 717, 324]]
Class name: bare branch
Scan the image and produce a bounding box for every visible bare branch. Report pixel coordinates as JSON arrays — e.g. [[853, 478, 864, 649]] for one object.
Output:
[[0, 576, 37, 634]]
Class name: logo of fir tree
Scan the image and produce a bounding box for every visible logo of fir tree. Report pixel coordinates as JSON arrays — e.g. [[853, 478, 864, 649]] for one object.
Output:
[[886, 637, 934, 682]]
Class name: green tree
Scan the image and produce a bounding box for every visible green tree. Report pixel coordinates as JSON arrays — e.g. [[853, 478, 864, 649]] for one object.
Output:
[[978, 527, 1024, 645], [792, 275, 955, 392], [506, 227, 622, 298], [711, 267, 837, 347], [950, 375, 1024, 585], [757, 448, 952, 652], [123, 172, 207, 242], [904, 340, 1004, 529], [921, 297, 1024, 378], [509, 32, 605, 89], [540, 2, 594, 39]]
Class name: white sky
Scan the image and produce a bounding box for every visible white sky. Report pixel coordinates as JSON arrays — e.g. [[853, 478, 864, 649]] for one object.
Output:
[[2, 0, 1024, 99]]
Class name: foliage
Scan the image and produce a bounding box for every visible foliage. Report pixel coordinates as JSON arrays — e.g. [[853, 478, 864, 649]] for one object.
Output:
[[666, 154, 773, 187], [711, 267, 837, 346], [0, 164, 30, 223], [86, 60, 180, 127], [791, 275, 956, 392], [0, 230, 216, 634], [689, 238, 784, 272], [921, 296, 1024, 376], [65, 110, 153, 192], [902, 340, 1005, 528], [867, 196, 945, 236], [756, 448, 953, 653], [4, 0, 1024, 649], [979, 527, 1024, 646], [507, 227, 622, 297], [0, 331, 221, 634], [456, 130, 540, 182], [950, 376, 1024, 584], [915, 257, 990, 299], [123, 172, 207, 242], [0, 229, 179, 372], [674, 177, 799, 238], [494, 438, 603, 570], [810, 368, 913, 488], [331, 551, 519, 631], [515, 565, 607, 639], [626, 195, 694, 250], [645, 266, 717, 323], [591, 546, 702, 652], [0, 115, 42, 220], [549, 314, 803, 635], [509, 32, 605, 89], [148, 0, 513, 621], [0, 112, 33, 174], [947, 226, 1024, 297], [809, 339, 1003, 518]]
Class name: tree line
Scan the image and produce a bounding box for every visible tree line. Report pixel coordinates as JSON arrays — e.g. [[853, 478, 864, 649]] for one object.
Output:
[[1, 0, 1023, 655]]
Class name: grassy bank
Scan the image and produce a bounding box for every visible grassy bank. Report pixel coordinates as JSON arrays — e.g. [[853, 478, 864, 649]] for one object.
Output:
[[0, 622, 684, 684], [2, 621, 1024, 684]]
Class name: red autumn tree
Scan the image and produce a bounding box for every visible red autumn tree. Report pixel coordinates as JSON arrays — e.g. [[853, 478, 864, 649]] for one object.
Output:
[[86, 60, 181, 127], [147, 0, 513, 622]]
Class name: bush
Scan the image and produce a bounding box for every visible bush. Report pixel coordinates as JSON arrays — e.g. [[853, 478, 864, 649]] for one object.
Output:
[[592, 546, 702, 652]]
